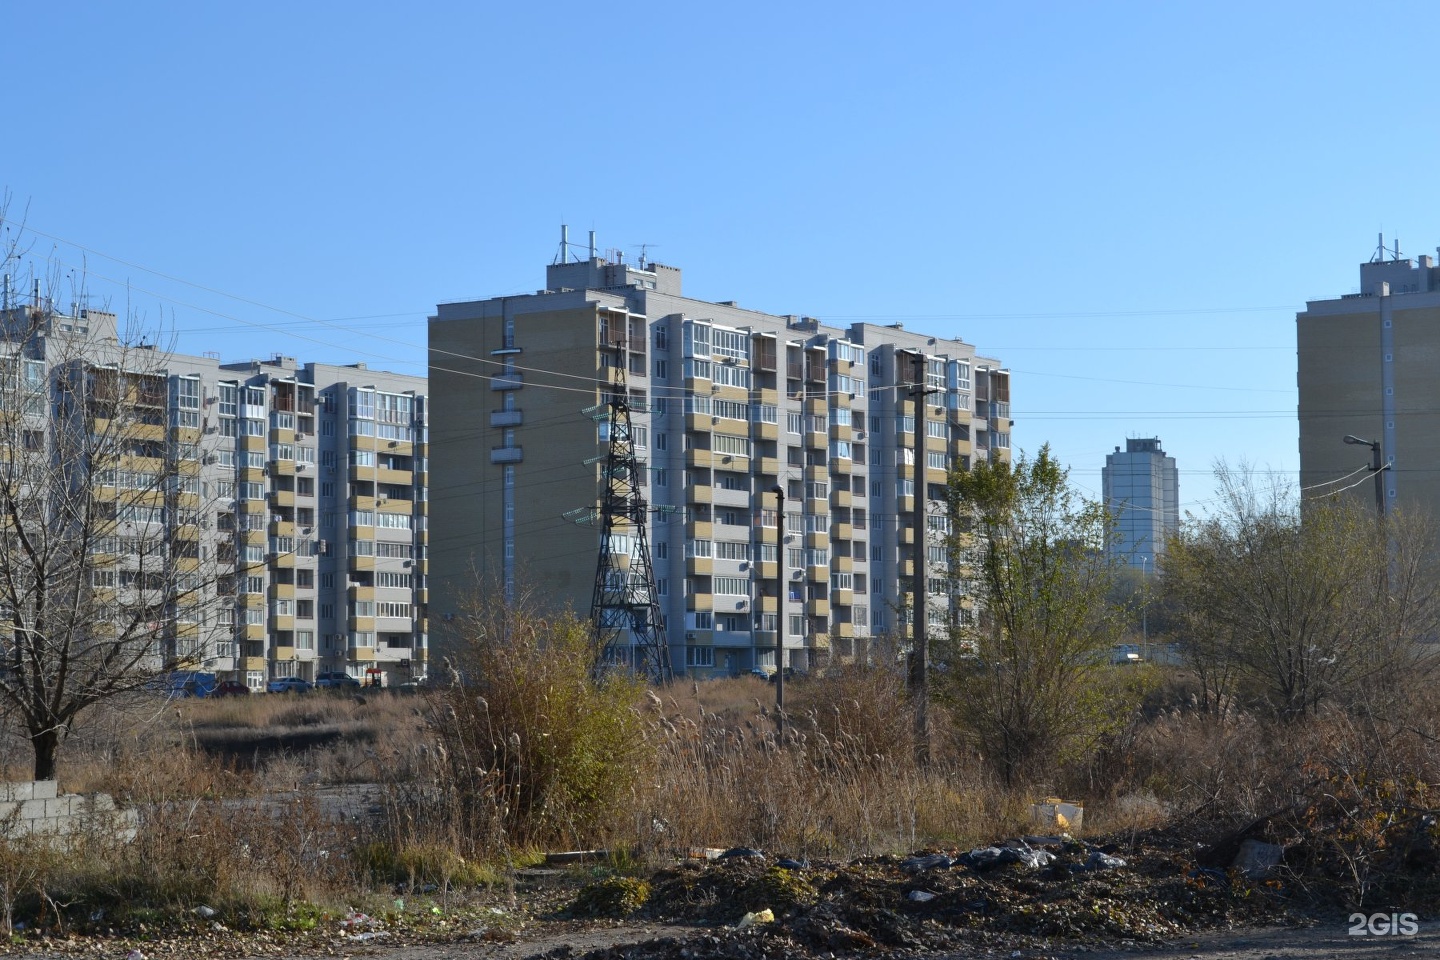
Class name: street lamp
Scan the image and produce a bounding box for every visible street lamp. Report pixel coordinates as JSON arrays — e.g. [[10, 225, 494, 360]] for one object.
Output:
[[1342, 435, 1386, 516], [771, 486, 786, 731]]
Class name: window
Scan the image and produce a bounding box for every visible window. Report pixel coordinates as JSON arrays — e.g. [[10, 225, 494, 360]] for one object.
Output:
[[653, 359, 668, 379], [685, 539, 712, 559], [715, 541, 748, 561], [713, 576, 748, 595], [686, 646, 714, 667], [219, 384, 237, 418], [713, 434, 750, 458]]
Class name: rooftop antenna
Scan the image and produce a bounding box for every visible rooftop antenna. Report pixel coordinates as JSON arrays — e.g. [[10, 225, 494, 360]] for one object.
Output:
[[1373, 232, 1404, 263], [633, 243, 659, 269], [555, 224, 571, 265]]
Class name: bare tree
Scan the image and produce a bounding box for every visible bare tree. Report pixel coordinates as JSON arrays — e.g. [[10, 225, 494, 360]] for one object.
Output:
[[0, 201, 225, 779], [1161, 464, 1440, 721]]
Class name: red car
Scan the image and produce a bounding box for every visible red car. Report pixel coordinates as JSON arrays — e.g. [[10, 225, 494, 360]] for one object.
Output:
[[213, 679, 251, 697]]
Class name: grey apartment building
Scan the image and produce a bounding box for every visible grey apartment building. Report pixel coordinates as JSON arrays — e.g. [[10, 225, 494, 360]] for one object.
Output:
[[0, 299, 429, 690], [1102, 437, 1178, 571], [429, 240, 1010, 676]]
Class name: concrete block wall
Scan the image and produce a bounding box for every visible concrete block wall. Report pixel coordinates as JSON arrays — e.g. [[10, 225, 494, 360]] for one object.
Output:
[[0, 780, 137, 842]]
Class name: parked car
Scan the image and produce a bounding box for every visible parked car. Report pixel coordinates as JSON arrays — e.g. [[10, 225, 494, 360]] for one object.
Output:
[[266, 677, 312, 694], [748, 667, 775, 680], [315, 671, 360, 690], [768, 667, 807, 683], [150, 670, 218, 699], [213, 679, 251, 697]]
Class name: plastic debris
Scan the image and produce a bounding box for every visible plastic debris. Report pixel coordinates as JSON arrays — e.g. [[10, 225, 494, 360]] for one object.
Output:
[[126, 951, 146, 960], [1082, 851, 1128, 871], [347, 931, 390, 942], [719, 846, 765, 859], [340, 909, 380, 929], [193, 905, 217, 918], [776, 857, 810, 870], [900, 853, 955, 873], [958, 842, 1055, 870], [907, 890, 937, 902], [737, 908, 775, 929]]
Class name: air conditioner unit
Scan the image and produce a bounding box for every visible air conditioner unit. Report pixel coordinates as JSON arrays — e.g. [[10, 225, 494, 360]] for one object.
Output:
[[685, 632, 696, 640], [791, 569, 803, 579], [296, 463, 307, 471], [203, 455, 218, 465]]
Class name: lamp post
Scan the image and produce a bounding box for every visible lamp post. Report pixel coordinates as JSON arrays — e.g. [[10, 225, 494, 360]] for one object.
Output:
[[1343, 435, 1386, 516]]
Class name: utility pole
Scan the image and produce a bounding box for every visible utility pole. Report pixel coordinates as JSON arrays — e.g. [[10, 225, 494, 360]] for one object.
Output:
[[772, 486, 786, 738], [908, 352, 935, 765], [1343, 434, 1387, 516]]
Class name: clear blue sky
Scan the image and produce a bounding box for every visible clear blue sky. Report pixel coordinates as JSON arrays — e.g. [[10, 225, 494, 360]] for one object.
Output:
[[5, 2, 1437, 515]]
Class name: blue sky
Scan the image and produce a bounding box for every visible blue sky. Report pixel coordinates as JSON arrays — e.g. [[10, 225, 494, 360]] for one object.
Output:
[[5, 2, 1437, 514]]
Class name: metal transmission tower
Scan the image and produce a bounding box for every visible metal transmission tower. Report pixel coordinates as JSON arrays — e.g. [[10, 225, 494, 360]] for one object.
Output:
[[565, 343, 674, 683]]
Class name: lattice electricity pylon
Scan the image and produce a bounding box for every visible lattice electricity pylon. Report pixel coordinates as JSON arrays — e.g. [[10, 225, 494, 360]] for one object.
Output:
[[563, 343, 673, 683]]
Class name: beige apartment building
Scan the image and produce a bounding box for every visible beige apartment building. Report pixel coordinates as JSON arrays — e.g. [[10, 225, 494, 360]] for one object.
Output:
[[1298, 246, 1440, 517], [429, 238, 1010, 676], [0, 298, 429, 690]]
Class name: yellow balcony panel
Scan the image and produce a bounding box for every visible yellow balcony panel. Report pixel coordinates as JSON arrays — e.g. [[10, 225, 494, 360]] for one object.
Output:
[[240, 466, 266, 483], [829, 423, 852, 441], [270, 459, 296, 477], [834, 588, 854, 607], [377, 467, 411, 487], [806, 598, 830, 618], [688, 520, 713, 539], [172, 524, 201, 541], [804, 398, 827, 416], [686, 557, 713, 576], [378, 501, 412, 518], [835, 622, 856, 638], [806, 564, 829, 581], [350, 494, 382, 510], [170, 425, 202, 444], [899, 495, 915, 514], [757, 594, 778, 614], [348, 585, 377, 600], [899, 560, 915, 577], [271, 645, 297, 661], [349, 465, 377, 482], [758, 561, 778, 581], [244, 623, 265, 640], [686, 629, 714, 644], [805, 531, 829, 549], [688, 593, 714, 612], [240, 435, 266, 452], [348, 617, 377, 632], [173, 556, 201, 572], [269, 520, 296, 537], [416, 588, 428, 604], [833, 522, 853, 540], [900, 526, 915, 545], [271, 616, 295, 631], [349, 554, 376, 572], [688, 484, 713, 505], [685, 449, 715, 469], [752, 421, 778, 442], [353, 647, 376, 662], [754, 386, 779, 404], [831, 457, 852, 476], [713, 384, 748, 402], [244, 656, 268, 672], [758, 456, 780, 476], [753, 630, 776, 645], [831, 488, 852, 508], [172, 623, 201, 639], [381, 439, 414, 457], [269, 583, 296, 600], [118, 455, 165, 474], [925, 466, 948, 484], [835, 555, 854, 574]]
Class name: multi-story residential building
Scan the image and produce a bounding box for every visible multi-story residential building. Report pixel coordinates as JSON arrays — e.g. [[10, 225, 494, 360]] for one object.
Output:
[[1297, 245, 1440, 517], [0, 299, 429, 691], [429, 238, 1010, 676], [1102, 437, 1178, 570]]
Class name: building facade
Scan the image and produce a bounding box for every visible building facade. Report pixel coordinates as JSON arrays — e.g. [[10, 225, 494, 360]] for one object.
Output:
[[429, 240, 1010, 676], [1297, 247, 1440, 517], [0, 300, 429, 691], [1101, 437, 1178, 570]]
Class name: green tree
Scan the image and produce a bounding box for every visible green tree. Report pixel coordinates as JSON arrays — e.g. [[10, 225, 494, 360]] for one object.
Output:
[[1162, 465, 1440, 721], [942, 445, 1132, 786]]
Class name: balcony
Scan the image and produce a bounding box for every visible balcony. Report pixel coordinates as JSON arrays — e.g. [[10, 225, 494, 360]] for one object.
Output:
[[490, 410, 523, 428], [490, 446, 523, 464], [491, 372, 523, 391]]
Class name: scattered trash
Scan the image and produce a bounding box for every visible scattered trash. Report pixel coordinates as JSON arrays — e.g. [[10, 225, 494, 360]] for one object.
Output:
[[776, 857, 810, 870], [89, 909, 105, 922], [907, 890, 937, 902], [1079, 851, 1127, 872], [900, 853, 955, 873], [347, 931, 390, 942], [737, 908, 774, 929], [719, 847, 765, 859], [339, 910, 380, 929], [1232, 838, 1283, 878], [1031, 797, 1084, 832], [192, 905, 217, 919], [125, 951, 146, 960], [689, 847, 727, 860], [959, 842, 1055, 871], [1187, 866, 1230, 888]]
